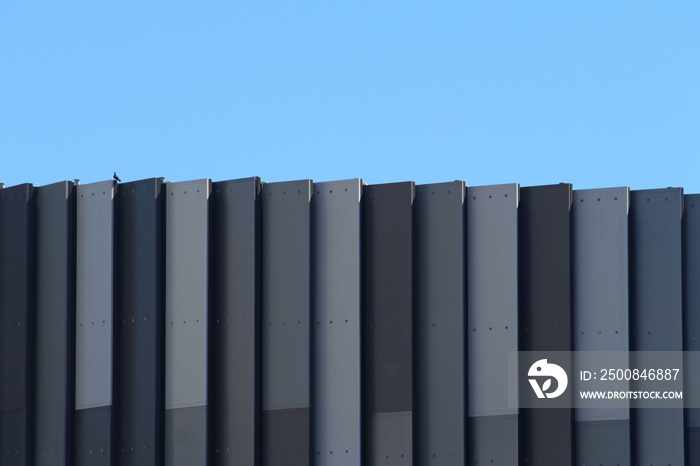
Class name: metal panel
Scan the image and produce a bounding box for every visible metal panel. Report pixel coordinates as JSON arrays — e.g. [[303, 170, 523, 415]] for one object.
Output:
[[0, 183, 36, 466], [75, 180, 114, 466], [362, 182, 414, 465], [210, 177, 261, 466], [311, 179, 362, 465], [518, 183, 573, 465], [261, 180, 312, 465], [466, 183, 519, 464], [685, 194, 700, 464], [414, 181, 465, 465], [573, 187, 631, 465], [629, 188, 684, 466], [164, 179, 210, 466], [35, 181, 76, 466], [114, 178, 164, 466]]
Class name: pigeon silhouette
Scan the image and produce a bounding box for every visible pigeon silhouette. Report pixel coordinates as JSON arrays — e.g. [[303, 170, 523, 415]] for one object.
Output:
[[113, 172, 121, 182]]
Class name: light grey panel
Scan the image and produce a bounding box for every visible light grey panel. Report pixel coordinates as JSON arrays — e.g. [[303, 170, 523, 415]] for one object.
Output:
[[311, 179, 361, 465], [573, 187, 630, 421], [467, 184, 519, 417], [165, 179, 210, 409], [76, 181, 114, 410], [414, 181, 465, 465], [261, 180, 312, 465], [164, 180, 210, 466], [466, 184, 519, 465], [629, 188, 684, 466], [35, 181, 75, 466]]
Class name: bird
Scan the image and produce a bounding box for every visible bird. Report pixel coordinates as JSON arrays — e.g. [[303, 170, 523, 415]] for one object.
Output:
[[113, 172, 121, 182]]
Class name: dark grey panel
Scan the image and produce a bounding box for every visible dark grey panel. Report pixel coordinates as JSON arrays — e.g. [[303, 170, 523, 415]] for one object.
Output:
[[35, 181, 76, 466], [629, 188, 684, 466], [362, 182, 414, 464], [466, 183, 519, 465], [311, 179, 362, 466], [573, 188, 631, 464], [164, 180, 210, 466], [165, 406, 206, 466], [468, 415, 518, 465], [261, 408, 310, 465], [689, 427, 700, 465], [575, 421, 630, 466], [75, 406, 112, 466], [414, 181, 465, 465], [114, 178, 164, 466], [685, 195, 700, 463], [0, 183, 36, 466], [210, 177, 261, 466], [518, 184, 573, 465], [261, 180, 312, 465]]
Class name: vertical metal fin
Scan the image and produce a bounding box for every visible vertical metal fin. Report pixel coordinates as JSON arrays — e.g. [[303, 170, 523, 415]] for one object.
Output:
[[362, 182, 414, 465], [114, 178, 164, 466], [261, 180, 312, 466], [630, 188, 684, 466], [414, 181, 466, 465], [164, 179, 211, 466], [210, 177, 261, 466], [0, 183, 36, 466], [466, 183, 519, 465], [518, 183, 574, 465], [573, 187, 631, 465], [75, 180, 115, 466], [35, 181, 76, 466], [684, 194, 700, 464], [312, 179, 362, 466]]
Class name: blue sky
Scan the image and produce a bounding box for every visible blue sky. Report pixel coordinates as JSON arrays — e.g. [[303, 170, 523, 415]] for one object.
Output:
[[2, 2, 699, 192]]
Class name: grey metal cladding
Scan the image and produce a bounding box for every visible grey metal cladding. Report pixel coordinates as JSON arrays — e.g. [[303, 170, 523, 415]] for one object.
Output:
[[466, 183, 519, 465], [518, 183, 573, 465], [35, 181, 76, 466], [311, 179, 362, 466], [685, 194, 700, 461], [164, 406, 207, 466], [164, 179, 211, 466], [629, 188, 684, 466], [362, 182, 414, 464], [573, 188, 630, 356], [114, 178, 164, 466], [210, 177, 261, 466], [75, 181, 115, 465], [76, 181, 115, 411], [414, 181, 465, 465], [0, 183, 36, 466], [75, 406, 112, 466], [573, 187, 631, 466], [261, 180, 312, 465]]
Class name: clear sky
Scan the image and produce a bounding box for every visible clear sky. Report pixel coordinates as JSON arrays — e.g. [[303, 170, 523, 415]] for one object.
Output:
[[2, 2, 699, 192]]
